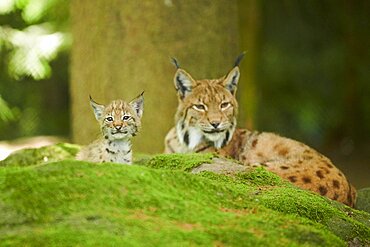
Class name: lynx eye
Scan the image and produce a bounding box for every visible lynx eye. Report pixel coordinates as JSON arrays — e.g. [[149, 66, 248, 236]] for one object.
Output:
[[220, 102, 231, 110], [122, 115, 131, 121], [192, 104, 206, 111], [106, 116, 114, 122]]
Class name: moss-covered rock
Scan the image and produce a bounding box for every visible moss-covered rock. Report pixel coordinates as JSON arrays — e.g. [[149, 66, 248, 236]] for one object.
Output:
[[0, 144, 369, 246], [0, 143, 80, 167]]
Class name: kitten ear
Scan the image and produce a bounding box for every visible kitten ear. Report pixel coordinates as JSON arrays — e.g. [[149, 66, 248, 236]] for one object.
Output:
[[130, 91, 144, 118], [223, 67, 240, 95], [174, 69, 195, 99], [89, 95, 105, 120]]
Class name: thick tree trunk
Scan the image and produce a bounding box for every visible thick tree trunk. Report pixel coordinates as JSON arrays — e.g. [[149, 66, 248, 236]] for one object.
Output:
[[70, 0, 239, 153], [237, 0, 260, 130]]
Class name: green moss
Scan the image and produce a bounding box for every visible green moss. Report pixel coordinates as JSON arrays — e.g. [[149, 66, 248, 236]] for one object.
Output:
[[0, 160, 345, 246], [145, 153, 214, 171], [0, 144, 369, 246], [256, 187, 370, 242], [235, 166, 289, 187], [0, 143, 80, 167]]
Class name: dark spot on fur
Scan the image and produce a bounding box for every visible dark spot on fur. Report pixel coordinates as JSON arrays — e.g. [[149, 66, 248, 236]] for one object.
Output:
[[278, 147, 289, 156], [338, 172, 343, 177], [318, 186, 328, 196], [302, 176, 312, 184], [110, 159, 114, 162], [99, 155, 103, 159], [326, 162, 333, 168], [333, 180, 340, 189], [181, 122, 185, 130], [273, 144, 280, 151], [320, 167, 330, 174], [316, 170, 324, 179], [106, 148, 116, 154], [288, 176, 297, 183], [303, 155, 313, 160], [280, 166, 289, 170], [252, 139, 258, 148], [104, 135, 108, 139], [257, 152, 264, 158], [184, 131, 189, 146], [241, 154, 247, 160], [261, 163, 268, 167], [298, 160, 303, 164], [333, 193, 339, 200]]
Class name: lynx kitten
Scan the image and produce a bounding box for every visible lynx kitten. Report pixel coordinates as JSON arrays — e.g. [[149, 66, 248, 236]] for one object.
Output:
[[165, 54, 356, 207], [76, 92, 144, 164]]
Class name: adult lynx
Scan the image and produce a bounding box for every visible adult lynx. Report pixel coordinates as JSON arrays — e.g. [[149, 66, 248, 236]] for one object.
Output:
[[165, 55, 356, 207]]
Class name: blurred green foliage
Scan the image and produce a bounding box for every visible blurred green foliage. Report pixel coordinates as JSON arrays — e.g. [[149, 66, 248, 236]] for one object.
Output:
[[0, 95, 14, 121], [0, 0, 70, 139], [256, 1, 370, 147]]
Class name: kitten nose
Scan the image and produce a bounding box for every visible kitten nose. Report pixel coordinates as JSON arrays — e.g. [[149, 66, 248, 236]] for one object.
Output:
[[115, 125, 122, 130], [210, 122, 220, 129]]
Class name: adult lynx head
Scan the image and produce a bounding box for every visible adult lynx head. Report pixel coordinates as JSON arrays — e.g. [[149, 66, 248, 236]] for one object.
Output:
[[172, 53, 244, 149], [89, 92, 144, 141]]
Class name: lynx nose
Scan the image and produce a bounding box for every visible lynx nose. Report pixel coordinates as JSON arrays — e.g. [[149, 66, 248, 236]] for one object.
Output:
[[210, 122, 220, 129]]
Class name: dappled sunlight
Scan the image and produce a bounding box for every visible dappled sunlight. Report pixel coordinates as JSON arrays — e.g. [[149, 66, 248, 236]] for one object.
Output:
[[1, 24, 67, 80]]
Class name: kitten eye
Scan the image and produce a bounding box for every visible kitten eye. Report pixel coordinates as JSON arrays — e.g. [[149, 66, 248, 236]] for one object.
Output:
[[106, 116, 114, 122], [122, 115, 131, 121], [193, 104, 206, 111], [220, 102, 231, 109]]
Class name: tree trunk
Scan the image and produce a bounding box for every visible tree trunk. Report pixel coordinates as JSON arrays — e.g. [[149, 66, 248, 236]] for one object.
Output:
[[237, 0, 260, 130], [70, 0, 239, 153]]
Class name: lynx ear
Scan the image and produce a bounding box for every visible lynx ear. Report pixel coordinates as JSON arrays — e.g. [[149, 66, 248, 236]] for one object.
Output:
[[89, 95, 105, 120], [174, 69, 195, 99], [130, 91, 144, 118], [223, 67, 240, 95]]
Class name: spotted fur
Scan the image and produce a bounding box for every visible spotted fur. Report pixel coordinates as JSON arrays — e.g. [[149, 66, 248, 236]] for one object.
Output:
[[164, 57, 356, 207], [76, 93, 144, 164]]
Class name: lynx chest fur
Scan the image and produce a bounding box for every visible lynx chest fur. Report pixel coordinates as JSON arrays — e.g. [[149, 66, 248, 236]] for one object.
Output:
[[76, 93, 144, 164], [164, 55, 356, 207]]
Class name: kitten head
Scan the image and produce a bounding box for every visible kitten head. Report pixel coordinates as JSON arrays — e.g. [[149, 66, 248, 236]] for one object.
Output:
[[89, 92, 144, 140]]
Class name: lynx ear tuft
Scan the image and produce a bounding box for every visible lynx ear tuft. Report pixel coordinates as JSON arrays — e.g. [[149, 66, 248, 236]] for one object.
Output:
[[89, 95, 105, 120], [233, 51, 246, 67], [130, 91, 144, 118], [174, 69, 195, 99], [171, 57, 180, 69]]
